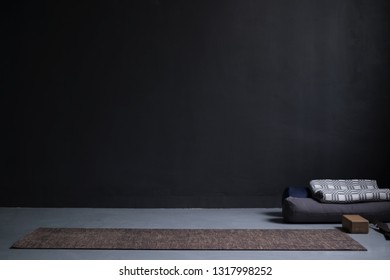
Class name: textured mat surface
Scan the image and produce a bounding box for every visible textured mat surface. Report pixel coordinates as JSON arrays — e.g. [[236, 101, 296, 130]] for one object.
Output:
[[11, 228, 366, 251]]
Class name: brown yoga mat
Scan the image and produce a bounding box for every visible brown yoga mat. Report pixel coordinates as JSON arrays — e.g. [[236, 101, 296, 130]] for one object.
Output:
[[11, 228, 366, 251]]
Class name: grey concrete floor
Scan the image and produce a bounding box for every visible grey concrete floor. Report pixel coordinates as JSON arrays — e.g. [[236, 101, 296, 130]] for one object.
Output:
[[0, 207, 389, 260]]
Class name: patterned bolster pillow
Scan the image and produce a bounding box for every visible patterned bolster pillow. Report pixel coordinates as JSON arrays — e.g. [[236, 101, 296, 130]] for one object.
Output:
[[309, 179, 378, 192], [313, 189, 390, 203], [308, 179, 390, 203]]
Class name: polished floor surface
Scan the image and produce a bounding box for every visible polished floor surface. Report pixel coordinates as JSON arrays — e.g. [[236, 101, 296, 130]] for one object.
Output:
[[0, 207, 389, 259]]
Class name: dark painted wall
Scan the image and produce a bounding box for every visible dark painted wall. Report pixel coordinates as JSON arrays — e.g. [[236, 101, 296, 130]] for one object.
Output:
[[2, 0, 390, 207]]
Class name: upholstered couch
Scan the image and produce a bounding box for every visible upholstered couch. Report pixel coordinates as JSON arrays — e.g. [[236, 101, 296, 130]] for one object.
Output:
[[282, 182, 390, 223]]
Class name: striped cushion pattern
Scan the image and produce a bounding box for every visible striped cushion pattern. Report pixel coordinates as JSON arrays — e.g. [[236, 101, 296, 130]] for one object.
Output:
[[313, 189, 390, 203], [309, 179, 390, 203], [310, 179, 378, 191]]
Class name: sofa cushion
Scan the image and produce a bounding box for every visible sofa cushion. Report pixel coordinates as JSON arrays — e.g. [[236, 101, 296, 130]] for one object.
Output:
[[307, 179, 388, 203], [309, 179, 378, 192], [282, 186, 311, 202], [313, 188, 390, 203]]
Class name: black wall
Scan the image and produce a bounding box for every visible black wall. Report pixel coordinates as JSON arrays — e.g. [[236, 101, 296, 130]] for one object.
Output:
[[2, 0, 390, 207]]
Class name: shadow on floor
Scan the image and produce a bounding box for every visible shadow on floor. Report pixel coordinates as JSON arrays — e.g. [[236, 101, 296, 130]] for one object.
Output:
[[266, 218, 285, 224], [262, 211, 283, 217], [261, 211, 284, 224]]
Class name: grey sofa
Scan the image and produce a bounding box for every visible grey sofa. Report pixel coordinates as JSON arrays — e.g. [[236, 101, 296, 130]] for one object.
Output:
[[282, 186, 390, 223]]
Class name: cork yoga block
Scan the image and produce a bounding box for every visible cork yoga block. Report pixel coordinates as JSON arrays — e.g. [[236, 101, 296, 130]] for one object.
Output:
[[342, 215, 369, 234]]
